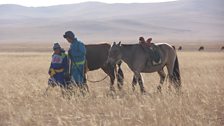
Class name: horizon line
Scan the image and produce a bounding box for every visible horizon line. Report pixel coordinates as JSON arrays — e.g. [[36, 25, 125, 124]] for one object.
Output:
[[0, 0, 178, 8]]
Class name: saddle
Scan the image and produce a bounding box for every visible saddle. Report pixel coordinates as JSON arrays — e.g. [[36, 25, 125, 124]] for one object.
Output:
[[140, 43, 162, 66]]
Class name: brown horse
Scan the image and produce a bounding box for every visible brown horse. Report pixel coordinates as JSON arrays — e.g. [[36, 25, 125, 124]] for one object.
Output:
[[178, 46, 182, 51], [198, 46, 204, 51], [221, 46, 224, 51], [84, 43, 124, 90]]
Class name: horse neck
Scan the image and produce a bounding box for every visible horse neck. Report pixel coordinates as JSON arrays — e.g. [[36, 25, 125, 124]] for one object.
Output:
[[120, 45, 135, 64]]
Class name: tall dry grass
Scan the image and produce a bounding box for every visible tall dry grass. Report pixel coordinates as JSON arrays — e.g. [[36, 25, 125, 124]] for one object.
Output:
[[0, 52, 223, 126]]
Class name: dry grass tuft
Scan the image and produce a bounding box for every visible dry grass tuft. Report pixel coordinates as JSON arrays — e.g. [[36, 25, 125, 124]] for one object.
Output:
[[0, 52, 223, 126]]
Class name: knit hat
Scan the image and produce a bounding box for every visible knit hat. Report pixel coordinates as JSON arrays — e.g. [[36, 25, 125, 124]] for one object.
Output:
[[53, 43, 61, 50]]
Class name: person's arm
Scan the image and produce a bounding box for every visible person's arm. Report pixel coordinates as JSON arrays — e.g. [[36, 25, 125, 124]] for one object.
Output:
[[62, 55, 69, 73], [71, 42, 86, 58], [49, 57, 56, 77], [48, 55, 54, 75], [80, 42, 86, 56]]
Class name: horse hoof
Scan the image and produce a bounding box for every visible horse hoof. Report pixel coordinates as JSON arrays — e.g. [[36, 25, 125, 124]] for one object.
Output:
[[110, 86, 116, 92], [83, 84, 90, 93], [141, 90, 148, 95], [132, 87, 135, 92], [175, 87, 182, 95], [140, 88, 146, 94], [117, 84, 123, 91], [168, 85, 172, 91], [157, 85, 162, 92]]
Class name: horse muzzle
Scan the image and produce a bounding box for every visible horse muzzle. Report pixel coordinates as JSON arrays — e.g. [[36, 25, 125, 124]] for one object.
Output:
[[106, 57, 115, 65]]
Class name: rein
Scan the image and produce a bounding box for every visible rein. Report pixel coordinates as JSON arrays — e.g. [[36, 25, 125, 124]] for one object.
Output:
[[86, 74, 108, 83], [73, 62, 109, 83]]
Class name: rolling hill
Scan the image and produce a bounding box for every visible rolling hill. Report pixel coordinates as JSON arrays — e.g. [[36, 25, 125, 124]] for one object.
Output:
[[0, 0, 223, 43]]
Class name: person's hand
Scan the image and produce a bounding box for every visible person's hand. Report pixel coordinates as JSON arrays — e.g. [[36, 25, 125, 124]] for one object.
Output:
[[49, 68, 56, 77]]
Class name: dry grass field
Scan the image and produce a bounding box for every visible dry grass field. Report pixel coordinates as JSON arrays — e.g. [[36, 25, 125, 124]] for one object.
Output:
[[0, 51, 224, 126]]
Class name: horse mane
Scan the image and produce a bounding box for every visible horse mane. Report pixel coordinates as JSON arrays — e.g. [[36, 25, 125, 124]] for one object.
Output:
[[121, 43, 139, 47], [87, 43, 110, 46]]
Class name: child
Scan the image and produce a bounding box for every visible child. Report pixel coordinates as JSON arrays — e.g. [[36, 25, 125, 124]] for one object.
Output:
[[48, 43, 69, 87]]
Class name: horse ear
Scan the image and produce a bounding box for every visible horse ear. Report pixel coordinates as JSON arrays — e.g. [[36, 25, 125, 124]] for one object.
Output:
[[118, 41, 121, 46], [113, 42, 116, 45]]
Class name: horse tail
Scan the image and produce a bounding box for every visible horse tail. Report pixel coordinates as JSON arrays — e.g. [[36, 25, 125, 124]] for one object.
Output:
[[173, 56, 181, 87]]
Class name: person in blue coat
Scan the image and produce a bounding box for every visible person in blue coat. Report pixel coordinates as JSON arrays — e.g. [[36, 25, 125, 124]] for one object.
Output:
[[48, 43, 69, 87], [63, 31, 86, 86]]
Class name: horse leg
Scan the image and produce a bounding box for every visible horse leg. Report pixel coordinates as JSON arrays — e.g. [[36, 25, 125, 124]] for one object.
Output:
[[102, 65, 115, 92], [166, 62, 176, 91], [83, 72, 89, 92], [116, 62, 124, 90], [157, 69, 166, 92], [109, 72, 116, 92], [134, 72, 145, 94], [83, 83, 89, 93], [132, 76, 137, 91]]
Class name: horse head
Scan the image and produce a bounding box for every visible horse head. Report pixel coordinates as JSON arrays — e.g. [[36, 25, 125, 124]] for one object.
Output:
[[107, 41, 122, 65]]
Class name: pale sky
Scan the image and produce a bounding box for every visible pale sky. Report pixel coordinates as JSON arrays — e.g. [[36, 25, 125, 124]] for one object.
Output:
[[0, 0, 178, 7]]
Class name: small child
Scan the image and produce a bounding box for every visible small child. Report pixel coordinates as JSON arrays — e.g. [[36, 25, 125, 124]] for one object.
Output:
[[48, 43, 69, 87]]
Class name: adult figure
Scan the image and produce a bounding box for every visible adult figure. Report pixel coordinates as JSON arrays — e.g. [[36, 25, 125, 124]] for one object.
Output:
[[63, 31, 86, 87]]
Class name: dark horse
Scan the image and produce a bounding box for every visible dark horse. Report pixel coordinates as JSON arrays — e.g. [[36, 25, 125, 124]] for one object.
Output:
[[84, 43, 124, 91], [221, 46, 224, 51], [198, 46, 204, 51], [178, 46, 182, 51], [107, 42, 181, 93]]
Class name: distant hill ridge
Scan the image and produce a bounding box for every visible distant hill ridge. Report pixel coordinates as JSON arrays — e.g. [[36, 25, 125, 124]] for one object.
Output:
[[0, 0, 223, 43]]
